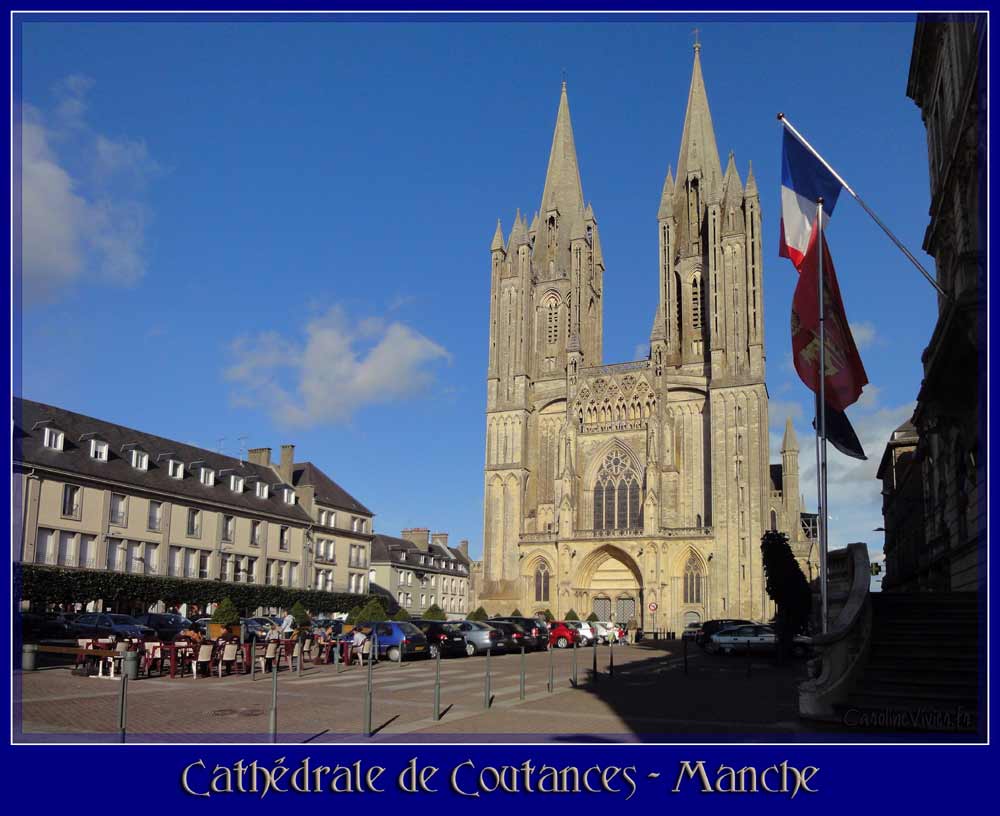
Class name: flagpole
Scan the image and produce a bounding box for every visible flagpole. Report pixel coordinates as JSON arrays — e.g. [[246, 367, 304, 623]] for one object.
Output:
[[777, 113, 946, 299], [816, 197, 829, 635]]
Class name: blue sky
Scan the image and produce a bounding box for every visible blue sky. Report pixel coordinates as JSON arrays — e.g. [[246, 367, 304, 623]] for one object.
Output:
[[18, 14, 936, 576]]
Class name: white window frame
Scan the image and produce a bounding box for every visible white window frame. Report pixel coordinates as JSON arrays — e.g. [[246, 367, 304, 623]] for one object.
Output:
[[168, 459, 184, 480], [200, 467, 216, 487], [283, 488, 295, 505], [187, 508, 201, 538], [43, 427, 64, 450], [130, 449, 149, 471], [90, 439, 109, 461], [222, 514, 235, 542], [255, 482, 269, 499], [109, 493, 128, 526], [230, 475, 244, 493], [61, 484, 81, 519], [147, 500, 162, 532]]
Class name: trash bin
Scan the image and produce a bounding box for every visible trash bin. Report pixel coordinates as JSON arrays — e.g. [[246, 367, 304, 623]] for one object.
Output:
[[123, 650, 139, 680], [21, 643, 38, 672]]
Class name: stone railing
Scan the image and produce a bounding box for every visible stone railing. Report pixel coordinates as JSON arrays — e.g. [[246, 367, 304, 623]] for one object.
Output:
[[659, 526, 714, 538], [580, 360, 650, 376], [520, 532, 557, 543], [798, 543, 872, 721], [581, 419, 648, 435]]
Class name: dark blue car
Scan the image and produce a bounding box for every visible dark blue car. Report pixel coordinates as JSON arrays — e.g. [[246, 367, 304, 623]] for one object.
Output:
[[354, 620, 429, 662]]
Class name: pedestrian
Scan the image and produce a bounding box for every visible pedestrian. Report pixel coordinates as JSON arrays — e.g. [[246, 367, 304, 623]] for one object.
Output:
[[351, 626, 368, 666], [280, 608, 295, 636], [264, 624, 280, 673]]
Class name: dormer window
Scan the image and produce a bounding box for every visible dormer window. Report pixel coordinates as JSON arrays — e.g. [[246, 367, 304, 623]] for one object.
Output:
[[230, 475, 244, 493], [43, 427, 64, 451], [130, 449, 148, 471], [199, 467, 216, 487], [283, 488, 295, 505], [255, 482, 269, 500], [90, 439, 109, 461], [168, 460, 184, 480]]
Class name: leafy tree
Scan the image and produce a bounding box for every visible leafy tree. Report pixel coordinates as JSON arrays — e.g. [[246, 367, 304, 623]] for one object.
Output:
[[290, 600, 311, 629], [467, 606, 489, 622], [510, 608, 523, 616], [423, 603, 446, 620], [211, 597, 240, 628], [345, 605, 362, 624], [564, 608, 580, 621], [356, 598, 388, 623], [586, 611, 599, 622], [760, 530, 812, 661], [391, 607, 411, 621]]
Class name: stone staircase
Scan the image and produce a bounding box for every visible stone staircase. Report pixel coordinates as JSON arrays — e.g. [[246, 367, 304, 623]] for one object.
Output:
[[836, 592, 979, 732]]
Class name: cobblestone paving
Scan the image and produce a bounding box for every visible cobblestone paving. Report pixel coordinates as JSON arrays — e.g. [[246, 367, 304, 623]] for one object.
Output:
[[15, 641, 815, 743]]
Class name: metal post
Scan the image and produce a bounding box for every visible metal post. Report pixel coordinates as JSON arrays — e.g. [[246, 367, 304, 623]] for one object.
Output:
[[609, 636, 614, 678], [519, 646, 526, 700], [683, 636, 689, 675], [592, 636, 598, 682], [250, 640, 256, 681], [118, 672, 128, 743], [483, 648, 492, 709], [747, 640, 752, 677], [433, 647, 441, 720], [817, 197, 829, 635], [269, 660, 278, 743], [296, 641, 303, 678], [572, 639, 578, 687], [363, 636, 374, 737], [333, 637, 340, 673], [547, 642, 554, 693]]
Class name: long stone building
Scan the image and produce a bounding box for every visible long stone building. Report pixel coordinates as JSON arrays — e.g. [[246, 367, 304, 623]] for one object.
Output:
[[477, 44, 813, 632]]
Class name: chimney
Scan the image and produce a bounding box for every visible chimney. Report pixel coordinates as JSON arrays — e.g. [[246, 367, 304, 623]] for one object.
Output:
[[279, 444, 295, 483], [247, 447, 271, 466], [431, 532, 449, 549], [458, 539, 469, 557], [401, 528, 430, 551]]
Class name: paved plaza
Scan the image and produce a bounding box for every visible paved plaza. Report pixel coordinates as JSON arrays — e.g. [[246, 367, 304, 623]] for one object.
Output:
[[13, 640, 840, 743]]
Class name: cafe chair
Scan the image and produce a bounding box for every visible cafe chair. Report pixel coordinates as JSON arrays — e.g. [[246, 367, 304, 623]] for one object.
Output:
[[258, 642, 279, 674], [217, 642, 242, 677], [191, 643, 215, 679], [141, 642, 162, 677]]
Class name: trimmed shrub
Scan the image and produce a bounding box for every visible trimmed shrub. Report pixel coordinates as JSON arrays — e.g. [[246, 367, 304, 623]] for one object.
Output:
[[391, 608, 411, 621], [467, 606, 489, 622], [211, 597, 240, 627], [423, 603, 446, 621], [564, 608, 580, 621], [290, 600, 311, 629], [586, 611, 599, 622], [510, 608, 523, 617]]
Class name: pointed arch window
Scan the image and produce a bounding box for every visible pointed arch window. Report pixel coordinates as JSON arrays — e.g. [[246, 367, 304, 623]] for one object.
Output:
[[592, 449, 643, 531], [691, 274, 704, 331], [546, 297, 560, 345], [534, 562, 550, 603], [683, 553, 704, 604], [770, 509, 778, 532]]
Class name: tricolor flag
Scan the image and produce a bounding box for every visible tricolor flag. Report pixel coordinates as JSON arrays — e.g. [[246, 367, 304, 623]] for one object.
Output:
[[779, 128, 844, 269]]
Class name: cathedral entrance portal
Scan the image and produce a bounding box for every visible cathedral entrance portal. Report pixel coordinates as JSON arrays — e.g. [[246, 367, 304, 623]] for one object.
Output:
[[575, 545, 644, 626]]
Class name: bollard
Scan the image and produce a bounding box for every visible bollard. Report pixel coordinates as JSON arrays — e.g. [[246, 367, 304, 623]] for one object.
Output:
[[747, 640, 752, 677], [433, 647, 441, 721], [592, 636, 598, 683], [519, 646, 526, 700], [572, 638, 578, 687], [609, 636, 614, 678], [363, 637, 374, 737], [547, 642, 554, 693], [21, 643, 37, 672], [123, 649, 139, 681], [118, 672, 128, 743], [483, 648, 492, 709], [683, 636, 689, 675], [334, 638, 341, 673], [297, 642, 303, 678], [269, 660, 278, 743], [251, 641, 256, 681]]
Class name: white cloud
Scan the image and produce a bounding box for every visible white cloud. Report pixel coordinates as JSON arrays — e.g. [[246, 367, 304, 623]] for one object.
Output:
[[633, 342, 649, 360], [768, 398, 805, 432], [225, 305, 452, 427], [20, 77, 157, 305], [849, 321, 879, 350], [855, 383, 881, 410]]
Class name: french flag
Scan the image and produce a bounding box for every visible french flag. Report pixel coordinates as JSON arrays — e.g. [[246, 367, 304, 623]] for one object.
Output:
[[779, 127, 844, 269]]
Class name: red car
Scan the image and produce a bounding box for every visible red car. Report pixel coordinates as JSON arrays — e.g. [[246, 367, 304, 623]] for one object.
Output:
[[548, 621, 579, 649]]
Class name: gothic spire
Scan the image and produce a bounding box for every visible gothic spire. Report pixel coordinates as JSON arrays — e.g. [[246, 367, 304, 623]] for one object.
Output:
[[650, 303, 665, 342], [744, 160, 758, 197], [658, 165, 675, 220], [781, 416, 799, 453], [509, 208, 528, 247], [491, 218, 505, 252], [673, 42, 723, 201], [540, 81, 585, 220]]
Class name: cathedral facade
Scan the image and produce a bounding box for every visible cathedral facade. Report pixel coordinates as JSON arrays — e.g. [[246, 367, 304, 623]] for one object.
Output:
[[479, 45, 811, 633]]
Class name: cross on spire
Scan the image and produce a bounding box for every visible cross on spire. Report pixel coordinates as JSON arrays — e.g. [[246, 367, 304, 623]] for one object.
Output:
[[692, 27, 701, 51]]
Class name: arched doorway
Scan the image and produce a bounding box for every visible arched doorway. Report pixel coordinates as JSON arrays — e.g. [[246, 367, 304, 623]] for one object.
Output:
[[575, 545, 643, 625], [592, 596, 612, 620]]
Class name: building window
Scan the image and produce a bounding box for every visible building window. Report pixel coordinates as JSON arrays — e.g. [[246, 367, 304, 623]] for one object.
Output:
[[131, 449, 149, 471], [546, 298, 559, 344], [200, 467, 215, 487], [109, 493, 128, 526], [683, 553, 704, 604], [534, 562, 550, 602], [107, 538, 124, 571], [592, 449, 643, 530], [279, 526, 290, 551], [769, 509, 778, 532], [251, 520, 262, 547], [43, 427, 65, 450], [221, 554, 232, 582], [245, 557, 257, 583], [168, 460, 184, 480], [198, 551, 210, 579], [90, 439, 109, 461], [187, 508, 201, 537], [256, 482, 269, 500], [34, 528, 54, 565], [230, 475, 244, 493], [222, 515, 235, 542], [148, 500, 162, 531], [61, 484, 81, 519], [283, 488, 295, 505]]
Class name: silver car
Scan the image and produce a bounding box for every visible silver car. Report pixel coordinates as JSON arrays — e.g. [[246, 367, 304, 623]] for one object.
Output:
[[454, 620, 503, 656], [708, 624, 809, 657], [564, 620, 596, 646]]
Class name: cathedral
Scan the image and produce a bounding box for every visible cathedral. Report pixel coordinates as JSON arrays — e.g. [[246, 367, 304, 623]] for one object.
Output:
[[479, 44, 814, 633]]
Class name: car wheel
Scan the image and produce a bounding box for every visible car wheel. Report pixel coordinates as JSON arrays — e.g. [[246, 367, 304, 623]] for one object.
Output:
[[388, 646, 401, 662], [722, 646, 733, 656], [465, 641, 476, 657], [556, 636, 568, 649], [429, 644, 440, 659]]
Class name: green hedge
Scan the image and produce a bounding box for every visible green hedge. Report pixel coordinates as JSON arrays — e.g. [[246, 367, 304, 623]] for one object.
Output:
[[16, 563, 373, 615]]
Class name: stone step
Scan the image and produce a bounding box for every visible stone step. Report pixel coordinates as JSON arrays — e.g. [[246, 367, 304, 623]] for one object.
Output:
[[849, 684, 977, 705], [863, 668, 978, 687], [865, 656, 979, 673]]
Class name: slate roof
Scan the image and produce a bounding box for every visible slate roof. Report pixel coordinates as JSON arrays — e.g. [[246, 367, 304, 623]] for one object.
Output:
[[291, 461, 372, 516], [15, 397, 312, 523], [371, 534, 469, 575]]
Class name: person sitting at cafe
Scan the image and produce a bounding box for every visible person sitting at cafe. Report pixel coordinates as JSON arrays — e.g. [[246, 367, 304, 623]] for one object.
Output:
[[178, 625, 203, 643], [351, 627, 368, 666]]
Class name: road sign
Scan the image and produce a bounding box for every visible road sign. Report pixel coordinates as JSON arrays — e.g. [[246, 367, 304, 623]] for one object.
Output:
[[648, 602, 658, 612]]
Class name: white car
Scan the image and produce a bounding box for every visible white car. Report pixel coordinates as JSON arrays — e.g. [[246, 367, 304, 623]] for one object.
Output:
[[708, 624, 809, 657], [590, 621, 615, 644], [565, 620, 596, 646]]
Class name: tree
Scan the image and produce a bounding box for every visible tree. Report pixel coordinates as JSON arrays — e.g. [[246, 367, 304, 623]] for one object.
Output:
[[391, 607, 411, 621], [423, 603, 446, 621], [290, 601, 311, 629], [356, 598, 388, 623], [211, 597, 240, 628], [760, 530, 812, 662], [467, 606, 489, 622], [510, 608, 523, 617], [345, 605, 362, 624], [586, 611, 599, 622], [541, 609, 554, 622], [564, 608, 580, 621]]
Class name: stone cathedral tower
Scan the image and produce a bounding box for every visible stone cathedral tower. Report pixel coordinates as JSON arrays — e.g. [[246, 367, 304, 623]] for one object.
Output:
[[480, 44, 812, 632]]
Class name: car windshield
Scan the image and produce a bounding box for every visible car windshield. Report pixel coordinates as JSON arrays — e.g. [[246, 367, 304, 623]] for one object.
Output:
[[108, 615, 136, 624], [468, 622, 490, 630], [397, 622, 422, 635]]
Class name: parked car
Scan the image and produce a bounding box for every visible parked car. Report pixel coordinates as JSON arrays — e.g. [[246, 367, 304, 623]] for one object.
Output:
[[707, 624, 810, 657], [355, 620, 429, 662], [411, 620, 468, 658], [696, 618, 755, 647], [133, 613, 193, 642], [681, 622, 702, 641], [71, 613, 148, 639], [20, 611, 76, 641], [454, 620, 502, 655], [590, 620, 615, 644], [490, 616, 550, 650], [488, 620, 530, 652], [548, 621, 579, 649], [564, 620, 596, 646]]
